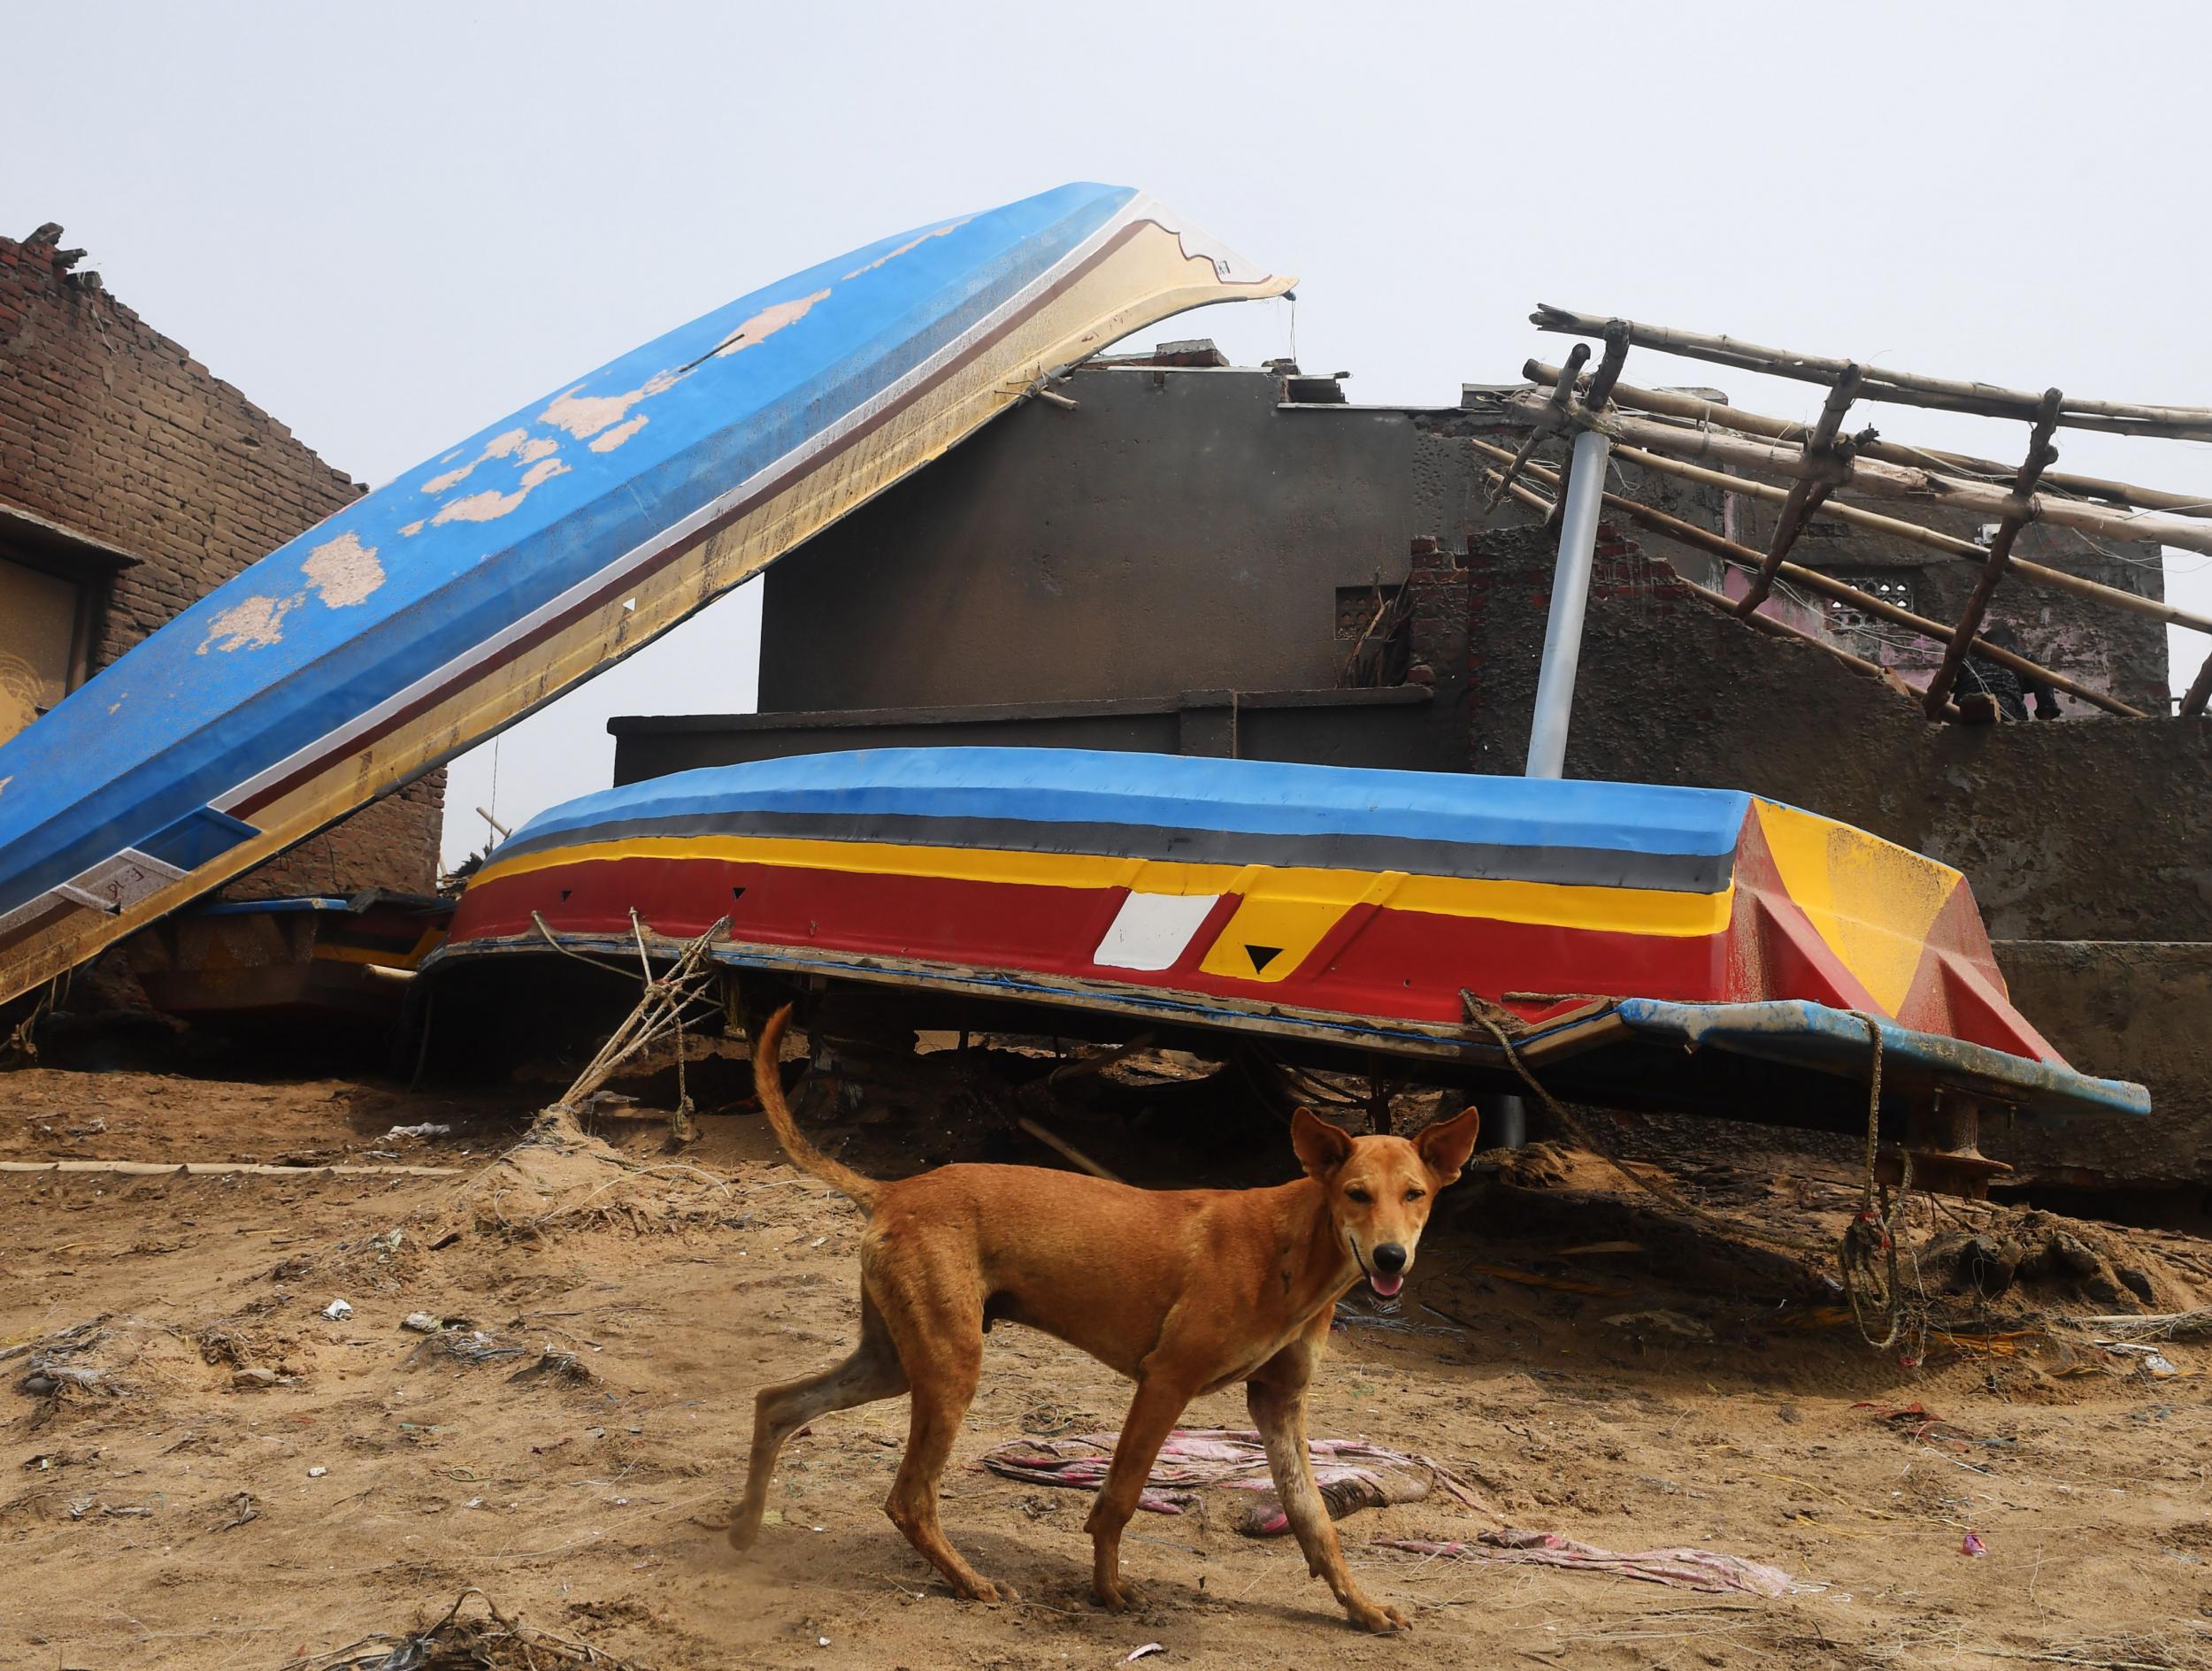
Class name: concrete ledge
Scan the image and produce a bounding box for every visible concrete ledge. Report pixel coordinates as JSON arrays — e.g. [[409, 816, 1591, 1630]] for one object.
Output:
[[1986, 940, 2212, 1184]]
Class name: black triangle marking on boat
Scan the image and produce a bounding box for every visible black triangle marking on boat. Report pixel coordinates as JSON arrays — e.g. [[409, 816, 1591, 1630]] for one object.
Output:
[[558, 889, 572, 902], [1247, 945, 1282, 973], [731, 886, 746, 902]]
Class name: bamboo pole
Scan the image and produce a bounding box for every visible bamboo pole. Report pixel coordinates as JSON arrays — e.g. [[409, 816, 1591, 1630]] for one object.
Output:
[[2182, 653, 2212, 719], [1527, 361, 2212, 521], [1739, 365, 1863, 617], [1015, 1115, 1128, 1185], [1479, 453, 1894, 683], [1530, 305, 2212, 440], [1600, 438, 2212, 637], [1522, 396, 2212, 560], [1924, 394, 2063, 718], [1466, 437, 2147, 718]]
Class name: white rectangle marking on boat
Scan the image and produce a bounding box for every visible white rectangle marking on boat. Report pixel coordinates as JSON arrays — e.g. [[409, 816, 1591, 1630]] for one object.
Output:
[[1093, 893, 1221, 971]]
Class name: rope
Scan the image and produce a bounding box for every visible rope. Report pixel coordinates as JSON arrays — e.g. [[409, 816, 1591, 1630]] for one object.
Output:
[[1836, 1015, 1928, 1356], [1467, 1007, 1931, 1358], [1467, 1010, 1830, 1259]]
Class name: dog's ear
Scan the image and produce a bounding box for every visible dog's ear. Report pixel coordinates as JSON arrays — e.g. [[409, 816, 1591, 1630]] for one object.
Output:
[[1414, 1103, 1482, 1183], [1291, 1108, 1355, 1179]]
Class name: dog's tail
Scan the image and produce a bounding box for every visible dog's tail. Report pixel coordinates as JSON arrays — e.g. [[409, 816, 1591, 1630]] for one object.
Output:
[[752, 1004, 879, 1212]]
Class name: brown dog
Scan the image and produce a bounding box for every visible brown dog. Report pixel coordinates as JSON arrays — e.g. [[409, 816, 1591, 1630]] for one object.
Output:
[[730, 1005, 1480, 1632]]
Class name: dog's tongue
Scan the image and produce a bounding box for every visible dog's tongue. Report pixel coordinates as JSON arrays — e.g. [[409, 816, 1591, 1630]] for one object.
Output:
[[1369, 1271, 1404, 1298]]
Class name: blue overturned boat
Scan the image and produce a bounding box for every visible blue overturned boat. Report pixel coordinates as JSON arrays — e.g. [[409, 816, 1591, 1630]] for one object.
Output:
[[0, 188, 1292, 1008]]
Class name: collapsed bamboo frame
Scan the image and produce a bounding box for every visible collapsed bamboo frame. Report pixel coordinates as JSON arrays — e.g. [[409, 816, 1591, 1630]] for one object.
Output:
[[1531, 305, 2212, 441], [1525, 362, 2212, 522], [1475, 448, 1903, 691], [1509, 310, 2210, 719], [1596, 438, 2212, 638], [1465, 438, 2146, 718], [1509, 396, 2212, 563]]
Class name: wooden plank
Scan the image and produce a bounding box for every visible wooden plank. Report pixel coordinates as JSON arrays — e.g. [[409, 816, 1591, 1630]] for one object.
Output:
[[1542, 325, 1630, 535], [1923, 393, 2063, 719], [1528, 360, 2212, 521], [1737, 365, 1862, 617], [1467, 437, 2146, 718], [1530, 305, 2212, 440], [1483, 341, 1586, 516]]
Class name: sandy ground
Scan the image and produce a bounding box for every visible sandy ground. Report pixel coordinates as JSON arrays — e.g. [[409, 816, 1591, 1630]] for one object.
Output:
[[5, 1046, 2212, 1671]]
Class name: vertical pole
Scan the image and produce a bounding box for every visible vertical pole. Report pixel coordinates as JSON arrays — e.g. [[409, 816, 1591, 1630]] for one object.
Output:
[[1525, 425, 1610, 778], [1491, 1092, 1528, 1151]]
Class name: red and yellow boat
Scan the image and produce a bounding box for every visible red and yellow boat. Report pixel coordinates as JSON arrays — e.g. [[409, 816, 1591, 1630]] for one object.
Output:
[[430, 747, 2147, 1140]]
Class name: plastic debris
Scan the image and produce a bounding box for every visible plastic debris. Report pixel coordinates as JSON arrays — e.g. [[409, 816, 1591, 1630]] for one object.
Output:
[[13, 1320, 116, 1401], [321, 1299, 354, 1321], [19, 1363, 106, 1397], [1129, 1647, 1165, 1662], [406, 1329, 526, 1369], [1333, 1295, 1462, 1338], [507, 1348, 594, 1387], [307, 1466, 327, 1478], [1962, 1531, 1987, 1557], [979, 1428, 1489, 1533], [1852, 1401, 2016, 1455], [385, 1123, 453, 1139], [402, 1313, 443, 1334], [1376, 1530, 1791, 1597]]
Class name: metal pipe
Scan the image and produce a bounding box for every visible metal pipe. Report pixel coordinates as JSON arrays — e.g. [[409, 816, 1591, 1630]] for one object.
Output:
[[1490, 1092, 1528, 1151], [1525, 426, 1610, 778]]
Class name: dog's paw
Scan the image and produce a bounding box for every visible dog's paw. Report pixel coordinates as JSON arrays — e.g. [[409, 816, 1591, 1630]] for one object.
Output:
[[1092, 1578, 1147, 1613], [726, 1521, 759, 1553], [961, 1575, 1019, 1606], [1347, 1596, 1410, 1633]]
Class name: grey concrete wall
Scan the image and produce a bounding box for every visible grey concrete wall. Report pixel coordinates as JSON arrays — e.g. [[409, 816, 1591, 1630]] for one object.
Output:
[[1985, 941, 2212, 1186], [611, 689, 1438, 785], [759, 369, 1422, 709]]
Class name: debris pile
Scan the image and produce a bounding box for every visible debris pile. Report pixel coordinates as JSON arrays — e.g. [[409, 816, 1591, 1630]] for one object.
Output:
[[294, 1588, 646, 1671], [1932, 1208, 2182, 1311]]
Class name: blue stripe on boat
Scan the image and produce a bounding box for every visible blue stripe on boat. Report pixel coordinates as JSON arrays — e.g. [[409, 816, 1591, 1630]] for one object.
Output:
[[503, 748, 1755, 862]]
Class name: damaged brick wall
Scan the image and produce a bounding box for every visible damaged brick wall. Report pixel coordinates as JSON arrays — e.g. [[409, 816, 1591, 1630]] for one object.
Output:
[[0, 227, 444, 896]]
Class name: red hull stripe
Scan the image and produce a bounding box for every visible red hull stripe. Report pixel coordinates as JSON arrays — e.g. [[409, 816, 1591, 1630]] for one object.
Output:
[[450, 855, 1728, 1026]]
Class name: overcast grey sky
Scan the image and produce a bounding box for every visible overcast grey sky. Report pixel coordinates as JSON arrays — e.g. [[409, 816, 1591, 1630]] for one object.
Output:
[[7, 1, 2208, 867]]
